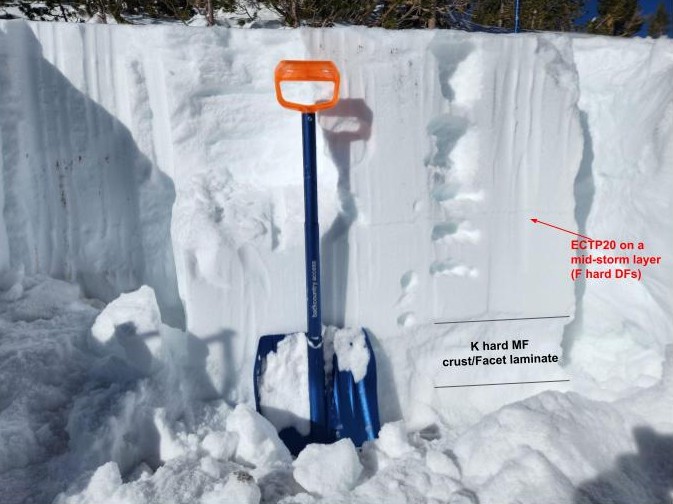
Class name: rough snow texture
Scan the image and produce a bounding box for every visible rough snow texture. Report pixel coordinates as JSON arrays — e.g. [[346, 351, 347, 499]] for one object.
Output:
[[333, 328, 370, 382], [292, 438, 363, 495], [0, 277, 286, 504], [0, 20, 672, 504], [0, 276, 99, 500], [226, 403, 293, 468], [1, 278, 672, 504], [257, 332, 311, 436]]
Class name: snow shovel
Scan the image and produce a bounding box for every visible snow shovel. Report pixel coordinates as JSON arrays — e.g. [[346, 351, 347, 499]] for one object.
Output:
[[253, 60, 380, 455]]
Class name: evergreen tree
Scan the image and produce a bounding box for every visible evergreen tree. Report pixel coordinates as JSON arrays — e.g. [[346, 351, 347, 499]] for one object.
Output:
[[253, 0, 374, 27], [587, 0, 644, 37], [647, 2, 670, 38], [254, 1, 473, 29], [368, 0, 471, 29], [471, 0, 511, 28], [471, 0, 584, 32]]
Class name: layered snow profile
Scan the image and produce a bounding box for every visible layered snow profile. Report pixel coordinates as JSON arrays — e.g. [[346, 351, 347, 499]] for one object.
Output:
[[1, 19, 672, 504]]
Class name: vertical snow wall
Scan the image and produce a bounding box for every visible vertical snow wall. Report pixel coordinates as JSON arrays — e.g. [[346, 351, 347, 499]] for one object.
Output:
[[0, 21, 671, 429]]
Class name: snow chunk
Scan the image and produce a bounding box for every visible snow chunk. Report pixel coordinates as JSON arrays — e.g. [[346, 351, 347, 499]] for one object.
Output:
[[202, 471, 261, 504], [153, 408, 199, 462], [202, 431, 239, 461], [90, 285, 162, 374], [333, 328, 370, 383], [293, 439, 363, 495], [92, 285, 161, 343], [257, 332, 310, 436], [87, 461, 123, 497], [226, 404, 292, 468], [376, 421, 415, 459], [55, 455, 249, 504], [60, 462, 123, 504]]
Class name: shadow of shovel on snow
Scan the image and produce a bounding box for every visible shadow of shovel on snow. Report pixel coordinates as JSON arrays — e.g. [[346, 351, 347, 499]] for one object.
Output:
[[318, 99, 373, 328], [318, 100, 403, 425]]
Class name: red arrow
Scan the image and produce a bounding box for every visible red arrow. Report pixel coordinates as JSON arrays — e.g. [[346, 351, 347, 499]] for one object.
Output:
[[530, 218, 593, 240]]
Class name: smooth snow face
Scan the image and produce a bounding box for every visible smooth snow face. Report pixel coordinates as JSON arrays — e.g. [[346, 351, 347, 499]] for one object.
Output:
[[0, 21, 184, 328], [0, 20, 671, 438], [257, 332, 311, 436]]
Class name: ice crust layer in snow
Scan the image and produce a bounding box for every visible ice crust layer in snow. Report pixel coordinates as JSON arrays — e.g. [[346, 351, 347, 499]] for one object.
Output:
[[0, 19, 672, 504]]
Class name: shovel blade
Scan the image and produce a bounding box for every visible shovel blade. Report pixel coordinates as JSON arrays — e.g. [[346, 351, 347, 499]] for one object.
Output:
[[254, 329, 381, 454], [330, 329, 381, 447], [253, 333, 329, 455]]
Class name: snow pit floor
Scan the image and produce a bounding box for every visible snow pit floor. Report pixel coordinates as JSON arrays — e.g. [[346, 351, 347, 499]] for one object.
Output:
[[1, 277, 671, 504]]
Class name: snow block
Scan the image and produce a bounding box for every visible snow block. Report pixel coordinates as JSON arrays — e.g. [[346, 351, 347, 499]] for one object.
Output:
[[201, 431, 239, 461], [91, 285, 162, 375], [226, 404, 292, 468], [293, 438, 363, 495]]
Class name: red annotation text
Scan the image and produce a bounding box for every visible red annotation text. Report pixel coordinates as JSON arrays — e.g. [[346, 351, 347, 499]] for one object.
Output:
[[569, 240, 661, 282]]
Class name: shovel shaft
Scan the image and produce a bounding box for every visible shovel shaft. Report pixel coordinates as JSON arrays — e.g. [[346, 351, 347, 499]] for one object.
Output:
[[302, 112, 327, 440], [302, 113, 322, 345]]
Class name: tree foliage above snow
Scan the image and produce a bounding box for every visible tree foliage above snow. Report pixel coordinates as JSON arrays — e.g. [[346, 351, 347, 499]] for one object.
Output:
[[471, 0, 584, 32], [0, 0, 237, 23], [647, 1, 670, 38], [0, 0, 668, 36], [587, 0, 645, 36]]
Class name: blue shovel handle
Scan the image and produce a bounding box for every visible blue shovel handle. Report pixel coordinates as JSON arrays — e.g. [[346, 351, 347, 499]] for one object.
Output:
[[302, 112, 327, 439], [303, 113, 322, 345], [275, 61, 340, 444]]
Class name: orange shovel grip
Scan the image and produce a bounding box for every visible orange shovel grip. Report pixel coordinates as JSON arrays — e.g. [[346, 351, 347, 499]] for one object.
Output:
[[274, 60, 340, 113]]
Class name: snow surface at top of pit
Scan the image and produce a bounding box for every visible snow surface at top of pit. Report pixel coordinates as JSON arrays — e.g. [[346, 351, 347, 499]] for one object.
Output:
[[0, 19, 672, 504]]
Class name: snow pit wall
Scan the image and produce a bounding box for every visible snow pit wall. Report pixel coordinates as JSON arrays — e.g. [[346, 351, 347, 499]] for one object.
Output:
[[0, 20, 671, 430]]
